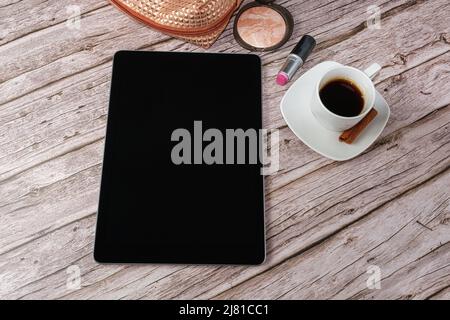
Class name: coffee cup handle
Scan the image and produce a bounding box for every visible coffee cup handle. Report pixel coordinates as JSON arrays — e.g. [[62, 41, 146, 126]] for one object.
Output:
[[364, 63, 382, 80]]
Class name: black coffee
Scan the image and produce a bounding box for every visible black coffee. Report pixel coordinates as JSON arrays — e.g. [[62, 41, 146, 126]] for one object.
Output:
[[319, 79, 364, 117]]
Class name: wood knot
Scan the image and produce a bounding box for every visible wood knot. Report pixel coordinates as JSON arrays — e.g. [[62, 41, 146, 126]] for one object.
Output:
[[29, 187, 41, 196], [375, 132, 401, 148], [393, 74, 403, 83], [344, 236, 356, 245], [343, 208, 355, 215], [386, 143, 398, 151], [84, 43, 95, 52], [393, 53, 407, 65], [439, 33, 450, 44], [47, 91, 63, 102], [63, 131, 79, 140]]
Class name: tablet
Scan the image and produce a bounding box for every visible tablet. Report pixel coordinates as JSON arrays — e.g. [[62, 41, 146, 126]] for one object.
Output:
[[94, 51, 265, 264]]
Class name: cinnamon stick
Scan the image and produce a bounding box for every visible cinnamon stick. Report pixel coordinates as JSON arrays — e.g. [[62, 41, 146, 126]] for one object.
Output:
[[339, 108, 378, 144]]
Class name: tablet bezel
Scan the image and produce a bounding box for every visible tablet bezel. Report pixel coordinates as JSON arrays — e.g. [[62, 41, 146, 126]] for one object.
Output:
[[94, 51, 265, 265]]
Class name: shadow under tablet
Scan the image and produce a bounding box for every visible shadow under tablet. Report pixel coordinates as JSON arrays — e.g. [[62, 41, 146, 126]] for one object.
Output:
[[94, 51, 265, 265]]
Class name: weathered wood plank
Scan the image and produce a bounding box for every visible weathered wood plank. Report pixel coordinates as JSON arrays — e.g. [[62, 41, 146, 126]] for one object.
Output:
[[1, 0, 449, 300], [1, 101, 447, 299], [1, 0, 448, 193], [1, 0, 447, 204], [429, 286, 450, 300], [0, 0, 418, 105], [215, 170, 450, 299], [137, 105, 450, 300], [3, 47, 448, 257], [0, 0, 110, 47], [0, 6, 167, 105]]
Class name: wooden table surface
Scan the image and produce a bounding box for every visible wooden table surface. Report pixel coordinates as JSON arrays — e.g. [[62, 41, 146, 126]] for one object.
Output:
[[1, 0, 449, 300]]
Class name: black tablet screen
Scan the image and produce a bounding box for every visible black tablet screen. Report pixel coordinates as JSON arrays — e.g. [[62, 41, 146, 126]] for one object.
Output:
[[94, 51, 265, 264]]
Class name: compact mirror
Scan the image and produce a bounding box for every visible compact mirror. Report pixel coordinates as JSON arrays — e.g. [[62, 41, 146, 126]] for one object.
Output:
[[233, 0, 294, 52]]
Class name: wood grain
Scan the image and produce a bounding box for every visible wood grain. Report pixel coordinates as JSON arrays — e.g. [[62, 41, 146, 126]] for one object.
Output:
[[216, 170, 450, 299], [0, 0, 449, 299]]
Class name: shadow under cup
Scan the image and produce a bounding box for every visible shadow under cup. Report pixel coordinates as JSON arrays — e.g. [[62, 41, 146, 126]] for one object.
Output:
[[312, 66, 376, 132]]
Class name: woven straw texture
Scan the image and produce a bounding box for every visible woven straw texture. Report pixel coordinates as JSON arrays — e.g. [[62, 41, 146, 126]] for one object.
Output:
[[110, 0, 242, 48]]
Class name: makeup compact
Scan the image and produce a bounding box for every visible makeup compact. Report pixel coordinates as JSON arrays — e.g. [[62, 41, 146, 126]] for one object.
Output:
[[233, 0, 294, 51]]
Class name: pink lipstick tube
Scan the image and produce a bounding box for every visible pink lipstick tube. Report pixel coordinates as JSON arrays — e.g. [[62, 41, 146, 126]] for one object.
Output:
[[276, 35, 316, 86]]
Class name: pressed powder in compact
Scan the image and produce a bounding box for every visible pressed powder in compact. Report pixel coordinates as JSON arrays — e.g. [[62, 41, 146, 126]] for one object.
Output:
[[234, 0, 293, 52]]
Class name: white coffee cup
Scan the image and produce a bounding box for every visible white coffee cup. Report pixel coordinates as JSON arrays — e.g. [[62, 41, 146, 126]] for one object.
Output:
[[311, 63, 381, 132]]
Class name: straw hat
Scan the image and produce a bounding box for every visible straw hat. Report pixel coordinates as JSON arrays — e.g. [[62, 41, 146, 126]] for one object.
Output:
[[110, 0, 243, 47]]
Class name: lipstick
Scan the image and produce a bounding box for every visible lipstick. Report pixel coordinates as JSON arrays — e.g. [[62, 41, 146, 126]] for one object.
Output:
[[276, 35, 316, 86]]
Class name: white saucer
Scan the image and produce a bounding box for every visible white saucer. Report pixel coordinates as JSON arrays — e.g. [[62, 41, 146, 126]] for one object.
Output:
[[280, 61, 390, 161]]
